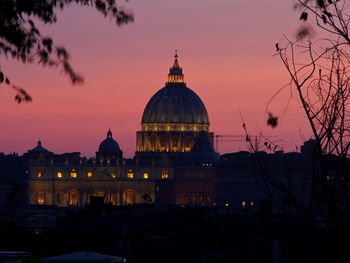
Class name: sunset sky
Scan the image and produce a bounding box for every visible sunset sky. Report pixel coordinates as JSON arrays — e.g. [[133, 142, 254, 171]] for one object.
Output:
[[0, 0, 313, 157]]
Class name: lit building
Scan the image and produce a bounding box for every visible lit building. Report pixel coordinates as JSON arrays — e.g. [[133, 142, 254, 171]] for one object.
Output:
[[26, 54, 218, 207]]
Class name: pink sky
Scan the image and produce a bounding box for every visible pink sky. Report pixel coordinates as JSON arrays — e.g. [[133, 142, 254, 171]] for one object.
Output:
[[0, 0, 313, 157]]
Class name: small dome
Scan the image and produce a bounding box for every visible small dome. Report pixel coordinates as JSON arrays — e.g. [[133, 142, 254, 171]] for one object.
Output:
[[29, 140, 52, 153], [98, 130, 121, 153]]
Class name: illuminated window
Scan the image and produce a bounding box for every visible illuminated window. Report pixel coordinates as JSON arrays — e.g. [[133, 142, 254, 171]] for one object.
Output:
[[36, 191, 45, 204], [225, 202, 229, 207], [242, 201, 246, 208], [127, 170, 134, 179], [87, 172, 93, 178], [326, 175, 332, 180], [250, 201, 254, 206], [70, 169, 77, 178], [37, 171, 43, 178], [124, 190, 135, 205], [68, 190, 79, 206], [161, 169, 169, 179], [111, 173, 116, 179], [143, 172, 149, 179], [57, 172, 62, 178]]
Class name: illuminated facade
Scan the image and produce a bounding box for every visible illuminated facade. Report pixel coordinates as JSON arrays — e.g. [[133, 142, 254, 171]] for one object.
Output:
[[27, 137, 172, 207], [26, 54, 218, 207]]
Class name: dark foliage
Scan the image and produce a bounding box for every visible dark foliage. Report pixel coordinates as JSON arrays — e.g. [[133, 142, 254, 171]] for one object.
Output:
[[266, 112, 278, 128], [0, 0, 133, 103]]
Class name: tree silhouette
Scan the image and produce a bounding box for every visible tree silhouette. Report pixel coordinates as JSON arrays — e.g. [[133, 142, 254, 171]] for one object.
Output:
[[244, 0, 350, 230], [277, 0, 350, 227], [0, 0, 133, 103]]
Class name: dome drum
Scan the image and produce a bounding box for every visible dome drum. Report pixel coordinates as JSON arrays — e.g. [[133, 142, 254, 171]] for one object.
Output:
[[142, 123, 209, 132], [136, 131, 214, 153]]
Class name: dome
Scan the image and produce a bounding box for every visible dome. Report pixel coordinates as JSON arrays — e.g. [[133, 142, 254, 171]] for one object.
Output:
[[98, 130, 121, 153], [28, 140, 52, 154], [136, 54, 214, 155], [141, 54, 209, 125], [142, 83, 209, 124]]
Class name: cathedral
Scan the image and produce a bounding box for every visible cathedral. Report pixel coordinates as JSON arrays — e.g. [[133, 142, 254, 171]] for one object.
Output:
[[27, 54, 219, 207]]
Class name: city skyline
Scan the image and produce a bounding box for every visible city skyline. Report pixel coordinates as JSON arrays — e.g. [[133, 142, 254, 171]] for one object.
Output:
[[0, 0, 312, 157]]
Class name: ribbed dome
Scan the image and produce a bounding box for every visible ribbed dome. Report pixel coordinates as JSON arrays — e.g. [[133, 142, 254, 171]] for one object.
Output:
[[142, 82, 209, 124], [142, 54, 209, 125], [98, 130, 121, 153]]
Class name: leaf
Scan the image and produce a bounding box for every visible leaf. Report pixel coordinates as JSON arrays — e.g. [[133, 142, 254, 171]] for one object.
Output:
[[42, 38, 53, 53], [18, 88, 32, 102], [317, 0, 325, 8], [267, 112, 278, 128], [56, 47, 69, 60], [13, 87, 32, 104], [0, 72, 4, 83], [38, 50, 49, 64], [323, 10, 333, 17], [300, 12, 308, 21], [322, 14, 327, 24], [15, 95, 22, 103], [296, 26, 310, 39]]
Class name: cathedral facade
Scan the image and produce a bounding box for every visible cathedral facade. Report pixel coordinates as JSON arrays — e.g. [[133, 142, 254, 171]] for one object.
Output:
[[27, 55, 218, 207]]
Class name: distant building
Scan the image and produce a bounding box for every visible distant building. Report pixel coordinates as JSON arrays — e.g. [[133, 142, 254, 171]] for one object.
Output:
[[26, 54, 218, 207]]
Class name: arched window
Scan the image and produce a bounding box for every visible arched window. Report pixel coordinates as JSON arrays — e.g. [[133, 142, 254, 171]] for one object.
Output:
[[110, 193, 117, 205], [161, 169, 169, 179], [123, 190, 135, 205], [68, 189, 79, 206], [127, 170, 134, 179], [70, 169, 77, 178]]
